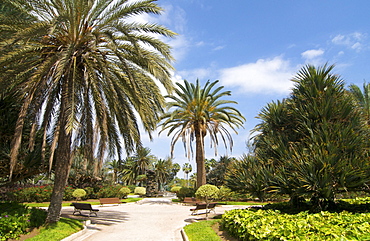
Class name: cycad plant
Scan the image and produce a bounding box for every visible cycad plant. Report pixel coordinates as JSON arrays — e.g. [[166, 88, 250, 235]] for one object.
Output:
[[252, 64, 370, 211]]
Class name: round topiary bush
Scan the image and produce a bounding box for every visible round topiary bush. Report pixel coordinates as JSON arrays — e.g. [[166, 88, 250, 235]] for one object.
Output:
[[119, 187, 131, 198], [72, 189, 87, 200], [195, 184, 219, 202], [171, 186, 182, 194], [134, 187, 146, 196], [195, 184, 219, 219]]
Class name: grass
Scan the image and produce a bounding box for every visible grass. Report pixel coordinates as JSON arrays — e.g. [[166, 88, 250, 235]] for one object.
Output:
[[26, 217, 83, 241], [24, 197, 143, 208], [184, 220, 221, 241], [218, 201, 268, 206]]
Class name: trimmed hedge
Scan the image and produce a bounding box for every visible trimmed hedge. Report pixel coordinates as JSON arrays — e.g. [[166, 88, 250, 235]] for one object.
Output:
[[221, 209, 370, 240]]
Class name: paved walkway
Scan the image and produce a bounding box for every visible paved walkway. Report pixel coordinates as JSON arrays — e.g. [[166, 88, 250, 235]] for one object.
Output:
[[61, 197, 250, 241]]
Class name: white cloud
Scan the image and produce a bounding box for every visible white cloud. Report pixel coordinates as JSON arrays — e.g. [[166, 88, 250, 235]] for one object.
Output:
[[177, 68, 215, 82], [213, 45, 225, 51], [301, 49, 325, 65], [301, 49, 324, 60], [218, 56, 296, 95], [331, 32, 366, 52]]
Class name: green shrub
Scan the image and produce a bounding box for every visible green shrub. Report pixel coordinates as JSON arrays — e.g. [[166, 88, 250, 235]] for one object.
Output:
[[217, 186, 232, 201], [134, 187, 146, 196], [63, 186, 74, 201], [97, 185, 122, 198], [170, 186, 181, 193], [127, 185, 136, 193], [9, 185, 53, 203], [83, 187, 97, 199], [0, 202, 47, 241], [177, 187, 195, 201], [195, 184, 219, 202], [221, 209, 370, 240], [119, 187, 131, 198], [72, 189, 86, 200]]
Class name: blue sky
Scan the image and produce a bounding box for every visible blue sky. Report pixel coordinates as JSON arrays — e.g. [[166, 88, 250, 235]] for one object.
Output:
[[138, 1, 370, 176]]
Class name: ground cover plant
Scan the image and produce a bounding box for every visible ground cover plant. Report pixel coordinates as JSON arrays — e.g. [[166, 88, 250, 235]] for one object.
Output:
[[0, 202, 47, 240], [221, 197, 370, 241], [222, 208, 370, 240]]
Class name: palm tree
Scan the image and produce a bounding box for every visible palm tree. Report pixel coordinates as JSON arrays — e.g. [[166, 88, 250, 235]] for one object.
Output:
[[349, 82, 370, 125], [133, 147, 155, 185], [1, 0, 175, 223], [106, 159, 123, 184], [153, 158, 172, 191], [160, 79, 245, 188], [121, 156, 137, 185], [182, 162, 192, 187]]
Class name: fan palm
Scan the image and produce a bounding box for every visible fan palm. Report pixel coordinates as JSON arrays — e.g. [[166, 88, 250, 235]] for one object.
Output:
[[0, 0, 175, 223], [160, 79, 245, 188]]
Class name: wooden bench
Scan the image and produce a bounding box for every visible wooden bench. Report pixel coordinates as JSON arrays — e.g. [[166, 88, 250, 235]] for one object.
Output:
[[183, 197, 201, 205], [99, 197, 125, 206], [72, 203, 99, 217], [190, 202, 217, 215]]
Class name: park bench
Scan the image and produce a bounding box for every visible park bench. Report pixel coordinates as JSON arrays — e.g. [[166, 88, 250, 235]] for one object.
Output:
[[183, 197, 201, 205], [99, 197, 125, 206], [72, 203, 99, 217], [190, 202, 217, 215]]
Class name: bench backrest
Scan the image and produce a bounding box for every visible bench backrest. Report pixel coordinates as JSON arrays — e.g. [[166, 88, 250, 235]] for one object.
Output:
[[73, 203, 92, 210], [195, 202, 216, 209], [99, 197, 120, 204]]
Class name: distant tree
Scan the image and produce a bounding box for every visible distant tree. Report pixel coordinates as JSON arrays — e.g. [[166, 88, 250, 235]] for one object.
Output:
[[182, 163, 192, 187], [106, 159, 123, 184], [207, 156, 236, 187], [160, 80, 245, 188], [205, 158, 217, 174], [154, 158, 172, 191]]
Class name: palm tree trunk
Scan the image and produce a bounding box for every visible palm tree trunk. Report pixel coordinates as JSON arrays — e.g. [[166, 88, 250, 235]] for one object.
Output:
[[46, 82, 72, 223], [195, 129, 206, 188]]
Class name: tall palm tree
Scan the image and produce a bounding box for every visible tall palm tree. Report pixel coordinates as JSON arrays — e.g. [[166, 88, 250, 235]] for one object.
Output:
[[349, 82, 370, 125], [0, 0, 175, 223], [182, 162, 192, 187], [160, 79, 245, 188]]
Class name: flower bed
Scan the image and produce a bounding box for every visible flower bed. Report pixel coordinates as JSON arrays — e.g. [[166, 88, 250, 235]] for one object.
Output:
[[0, 202, 47, 241]]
